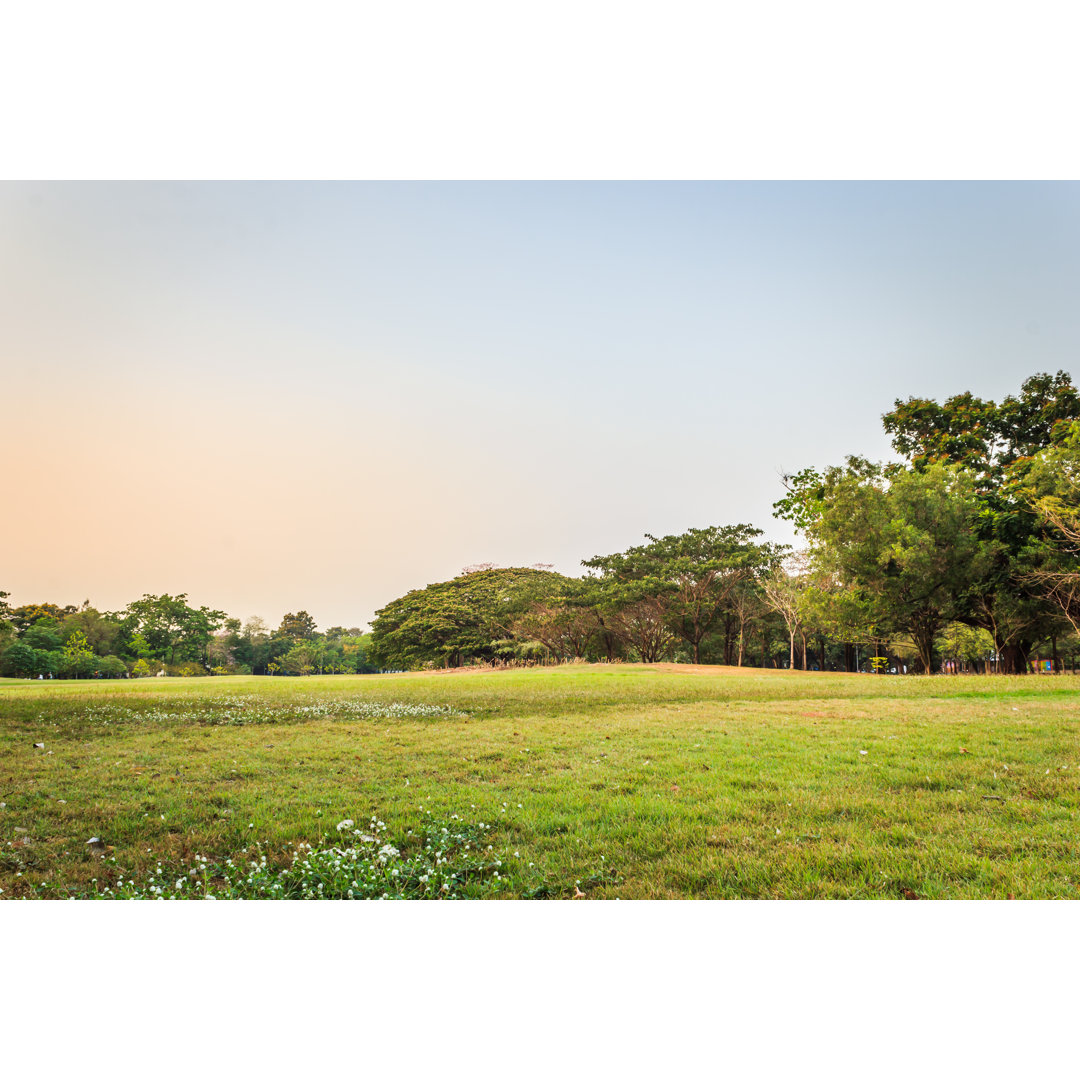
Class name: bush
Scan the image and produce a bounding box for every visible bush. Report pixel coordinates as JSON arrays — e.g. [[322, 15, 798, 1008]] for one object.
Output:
[[96, 656, 128, 678], [170, 663, 208, 677]]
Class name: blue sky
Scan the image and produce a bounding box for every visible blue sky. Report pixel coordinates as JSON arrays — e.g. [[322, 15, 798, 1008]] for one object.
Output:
[[3, 181, 1079, 626]]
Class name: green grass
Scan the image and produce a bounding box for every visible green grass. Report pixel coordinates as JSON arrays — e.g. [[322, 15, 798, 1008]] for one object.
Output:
[[2, 664, 1078, 898]]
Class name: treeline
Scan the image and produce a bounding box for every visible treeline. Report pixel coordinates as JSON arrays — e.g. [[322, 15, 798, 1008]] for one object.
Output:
[[0, 593, 378, 679], [370, 372, 1080, 675], [6, 371, 1080, 679]]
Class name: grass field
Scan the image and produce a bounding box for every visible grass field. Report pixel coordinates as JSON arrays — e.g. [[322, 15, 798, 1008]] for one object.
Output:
[[2, 663, 1078, 899]]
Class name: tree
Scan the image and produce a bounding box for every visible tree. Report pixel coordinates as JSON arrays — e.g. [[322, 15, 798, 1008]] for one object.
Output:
[[62, 630, 96, 679], [776, 374, 1080, 674], [647, 526, 778, 664], [881, 371, 1080, 670], [581, 526, 781, 664], [0, 591, 12, 655], [278, 611, 318, 639], [511, 598, 599, 662], [122, 594, 226, 666], [781, 460, 994, 673], [280, 640, 319, 675], [1023, 419, 1080, 633], [937, 622, 995, 673], [62, 605, 121, 656], [371, 568, 574, 669], [2, 642, 38, 677], [762, 553, 809, 670], [97, 655, 128, 678], [7, 602, 78, 633], [882, 370, 1080, 483], [22, 620, 63, 652]]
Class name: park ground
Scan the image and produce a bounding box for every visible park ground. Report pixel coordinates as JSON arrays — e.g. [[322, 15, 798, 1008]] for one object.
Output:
[[1, 663, 1078, 898]]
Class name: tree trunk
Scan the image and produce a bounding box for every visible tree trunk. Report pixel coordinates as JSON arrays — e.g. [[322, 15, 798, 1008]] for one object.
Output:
[[999, 641, 1032, 675]]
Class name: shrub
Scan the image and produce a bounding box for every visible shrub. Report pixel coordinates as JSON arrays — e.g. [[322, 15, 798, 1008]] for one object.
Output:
[[96, 656, 128, 678]]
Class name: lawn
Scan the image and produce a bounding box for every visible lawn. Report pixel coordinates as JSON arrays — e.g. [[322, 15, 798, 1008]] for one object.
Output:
[[2, 664, 1078, 898]]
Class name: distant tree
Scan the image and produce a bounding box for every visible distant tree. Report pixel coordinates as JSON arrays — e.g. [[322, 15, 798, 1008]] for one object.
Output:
[[2, 642, 38, 677], [8, 602, 78, 633], [62, 630, 96, 679], [207, 628, 237, 671], [762, 553, 809, 670], [937, 622, 995, 672], [96, 655, 128, 678], [22, 620, 63, 652], [511, 598, 599, 662], [280, 640, 319, 675], [62, 605, 121, 656], [581, 526, 780, 664], [278, 611, 318, 639], [122, 594, 226, 666], [0, 591, 12, 654], [235, 616, 271, 673], [371, 568, 574, 669]]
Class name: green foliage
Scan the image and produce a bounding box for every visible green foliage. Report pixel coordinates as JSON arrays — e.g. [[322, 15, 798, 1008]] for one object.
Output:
[[804, 461, 995, 672], [61, 629, 96, 679], [7, 602, 77, 633], [1, 642, 59, 678], [776, 372, 1080, 672], [882, 370, 1080, 481], [371, 567, 576, 669], [22, 621, 62, 652], [121, 594, 226, 665], [62, 606, 122, 657], [278, 611, 318, 640], [583, 526, 782, 664], [936, 622, 995, 666], [96, 655, 129, 678]]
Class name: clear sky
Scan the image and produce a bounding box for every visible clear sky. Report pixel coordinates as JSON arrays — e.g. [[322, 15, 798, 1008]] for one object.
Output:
[[3, 181, 1079, 628]]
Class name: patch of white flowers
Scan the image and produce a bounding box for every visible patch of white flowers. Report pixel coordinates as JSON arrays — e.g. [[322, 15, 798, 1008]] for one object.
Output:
[[78, 696, 467, 728], [90, 814, 507, 900]]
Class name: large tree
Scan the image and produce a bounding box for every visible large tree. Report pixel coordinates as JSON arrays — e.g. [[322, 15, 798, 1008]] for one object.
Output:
[[370, 567, 575, 670], [581, 526, 780, 664], [779, 372, 1079, 672], [778, 459, 995, 673], [121, 594, 227, 666], [1023, 419, 1080, 633]]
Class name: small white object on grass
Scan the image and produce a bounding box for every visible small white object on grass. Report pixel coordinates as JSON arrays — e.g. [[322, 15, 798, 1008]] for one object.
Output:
[[859, 750, 869, 756]]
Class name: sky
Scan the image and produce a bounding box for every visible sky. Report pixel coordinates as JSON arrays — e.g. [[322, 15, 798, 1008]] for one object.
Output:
[[3, 181, 1079, 629]]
